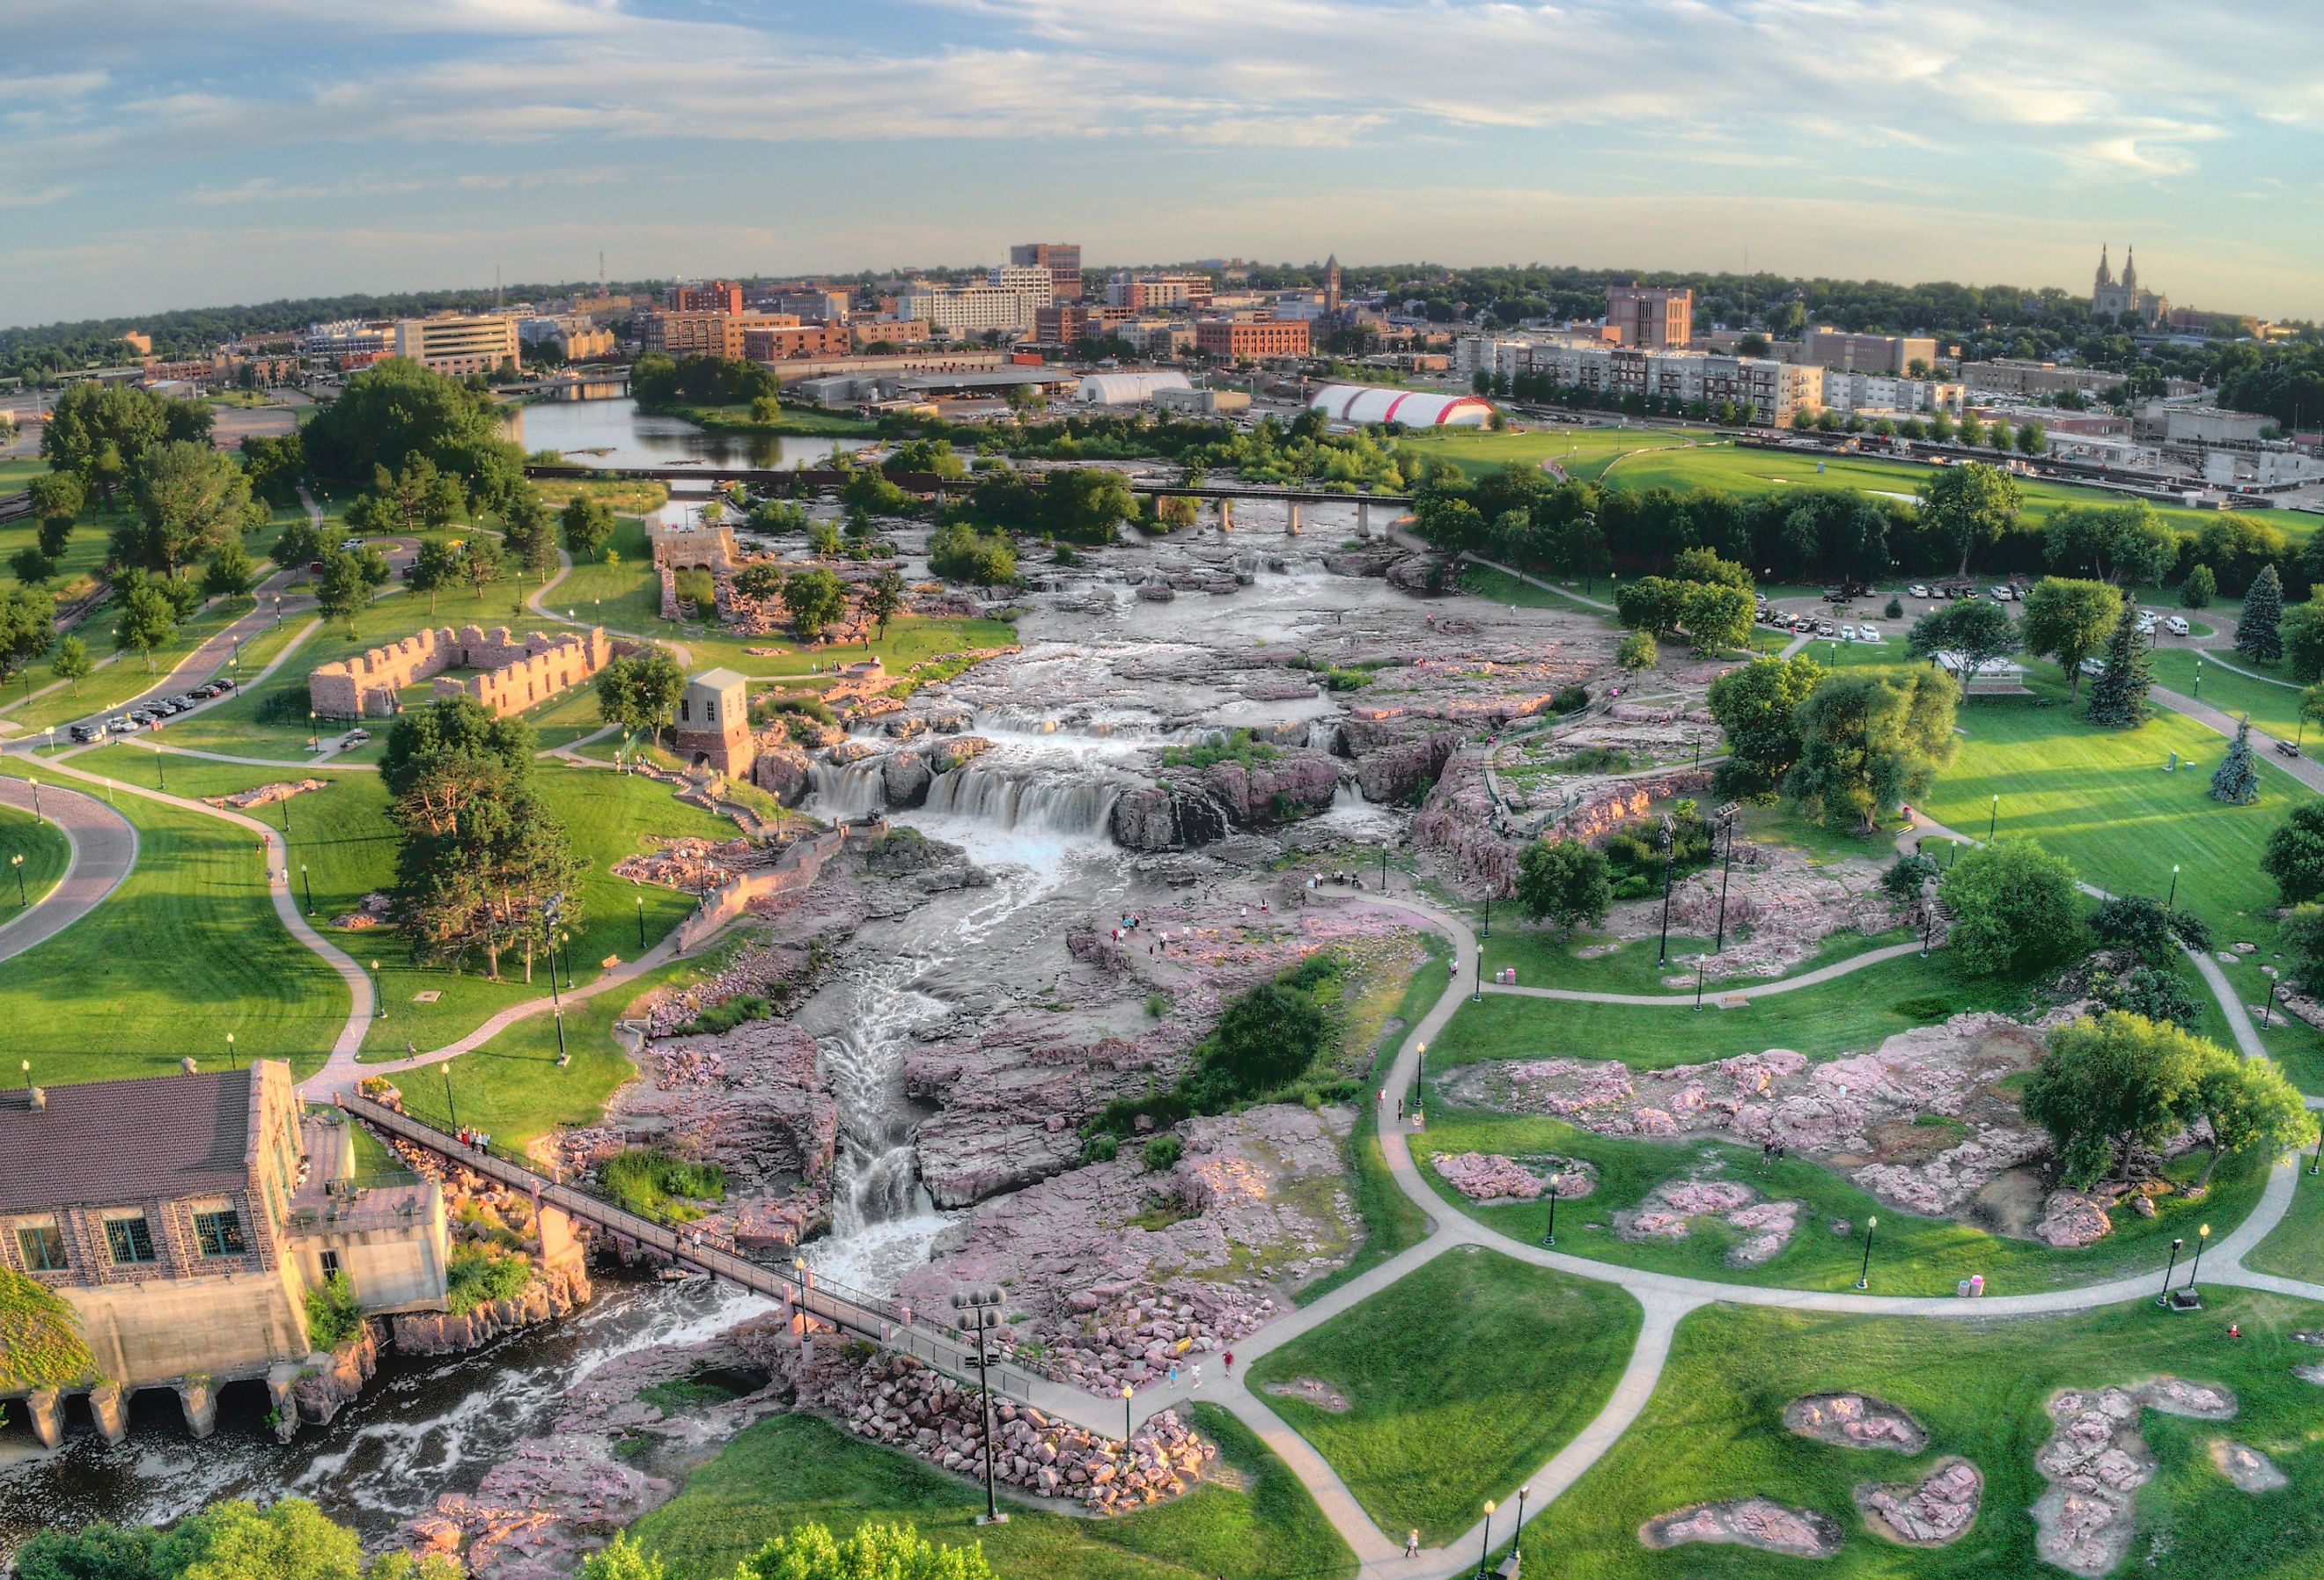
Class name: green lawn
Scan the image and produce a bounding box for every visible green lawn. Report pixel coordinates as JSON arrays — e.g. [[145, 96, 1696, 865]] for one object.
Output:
[[1457, 562, 1614, 618], [2247, 1164, 2324, 1283], [550, 515, 661, 633], [1412, 1100, 2263, 1297], [0, 774, 349, 1077], [674, 613, 1017, 685], [1297, 932, 1450, 1306], [1918, 673, 2316, 936], [1397, 425, 1725, 485], [0, 800, 73, 908], [68, 746, 735, 1057], [2149, 648, 2304, 741], [1480, 923, 1912, 998], [1247, 1246, 1641, 1546], [629, 1405, 1354, 1580], [1527, 1291, 2324, 1578], [1430, 950, 2038, 1072]]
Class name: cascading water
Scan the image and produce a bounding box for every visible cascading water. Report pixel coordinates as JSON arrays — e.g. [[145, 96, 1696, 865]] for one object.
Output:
[[919, 762, 1122, 836], [806, 760, 886, 819]]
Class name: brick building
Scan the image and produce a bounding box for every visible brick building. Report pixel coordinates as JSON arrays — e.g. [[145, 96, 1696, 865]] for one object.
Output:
[[308, 625, 612, 720], [641, 311, 799, 360], [742, 322, 853, 362], [0, 1063, 448, 1444], [1604, 284, 1693, 349], [1011, 242, 1084, 300], [672, 668, 754, 780], [668, 279, 746, 314], [1195, 318, 1312, 362]]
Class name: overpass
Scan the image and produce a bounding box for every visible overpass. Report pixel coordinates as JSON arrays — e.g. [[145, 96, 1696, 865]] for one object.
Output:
[[336, 1091, 1064, 1407], [501, 369, 630, 399]]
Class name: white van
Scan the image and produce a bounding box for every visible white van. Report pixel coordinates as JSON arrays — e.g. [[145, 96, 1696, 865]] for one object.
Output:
[[2165, 615, 2190, 636]]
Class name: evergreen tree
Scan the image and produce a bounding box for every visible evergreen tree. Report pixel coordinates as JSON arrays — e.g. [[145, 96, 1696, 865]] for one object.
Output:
[[2236, 563, 2284, 664], [2182, 563, 2216, 609], [2211, 716, 2261, 805], [2084, 595, 2152, 726]]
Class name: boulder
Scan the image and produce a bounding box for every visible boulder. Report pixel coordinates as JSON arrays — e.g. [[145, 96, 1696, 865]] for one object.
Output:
[[883, 752, 934, 808]]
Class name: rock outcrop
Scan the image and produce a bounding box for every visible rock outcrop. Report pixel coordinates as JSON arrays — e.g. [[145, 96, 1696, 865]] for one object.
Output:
[[392, 1264, 593, 1356]]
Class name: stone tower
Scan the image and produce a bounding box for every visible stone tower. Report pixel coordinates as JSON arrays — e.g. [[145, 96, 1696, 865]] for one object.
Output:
[[2093, 244, 2112, 290], [671, 667, 754, 780]]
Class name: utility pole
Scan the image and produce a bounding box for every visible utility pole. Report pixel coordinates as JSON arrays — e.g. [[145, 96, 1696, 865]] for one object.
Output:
[[1711, 801, 1740, 952], [951, 1288, 1010, 1525]]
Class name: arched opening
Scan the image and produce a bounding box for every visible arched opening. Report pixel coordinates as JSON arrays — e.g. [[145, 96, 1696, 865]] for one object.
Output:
[[692, 751, 712, 772]]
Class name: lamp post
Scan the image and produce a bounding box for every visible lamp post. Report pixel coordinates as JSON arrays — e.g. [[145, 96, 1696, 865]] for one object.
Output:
[[1988, 793, 1998, 841], [1379, 841, 1389, 893], [1481, 892, 1490, 939], [2310, 1122, 2323, 1178], [2156, 1236, 2183, 1306], [1513, 1487, 1529, 1575], [950, 1286, 1009, 1525], [10, 853, 22, 908], [301, 862, 313, 915], [308, 709, 319, 752], [224, 1032, 234, 1069], [544, 895, 570, 1066], [281, 790, 291, 834], [26, 778, 36, 823], [1121, 1383, 1135, 1442], [2167, 864, 2180, 908], [1655, 814, 1677, 966], [2185, 1221, 2210, 1297], [1711, 801, 1740, 952], [1542, 1171, 1558, 1247], [371, 959, 382, 1018], [636, 893, 645, 950], [442, 1062, 459, 1134], [1475, 1500, 1497, 1580], [1694, 959, 1706, 1010], [153, 746, 166, 793], [1855, 1214, 1879, 1290]]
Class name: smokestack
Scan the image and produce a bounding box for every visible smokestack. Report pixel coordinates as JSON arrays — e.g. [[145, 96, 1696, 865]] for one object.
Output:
[[28, 1086, 43, 1110]]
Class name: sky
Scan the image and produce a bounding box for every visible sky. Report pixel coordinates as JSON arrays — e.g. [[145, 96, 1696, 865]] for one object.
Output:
[[5, 0, 2323, 327]]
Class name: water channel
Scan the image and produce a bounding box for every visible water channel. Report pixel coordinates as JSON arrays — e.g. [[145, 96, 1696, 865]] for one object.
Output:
[[510, 397, 857, 473]]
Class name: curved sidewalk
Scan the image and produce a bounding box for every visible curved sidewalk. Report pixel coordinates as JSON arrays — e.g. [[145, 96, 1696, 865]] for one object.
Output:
[[0, 774, 137, 961]]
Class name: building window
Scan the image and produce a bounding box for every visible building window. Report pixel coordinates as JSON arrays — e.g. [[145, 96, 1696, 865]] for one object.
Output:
[[194, 1209, 247, 1258], [320, 1249, 342, 1278], [680, 698, 691, 724], [14, 1219, 66, 1272], [104, 1215, 158, 1265], [704, 699, 717, 723]]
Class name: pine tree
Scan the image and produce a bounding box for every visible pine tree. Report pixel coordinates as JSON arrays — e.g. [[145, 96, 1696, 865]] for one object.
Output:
[[2211, 716, 2261, 805], [2237, 564, 2284, 664], [2085, 599, 2153, 727]]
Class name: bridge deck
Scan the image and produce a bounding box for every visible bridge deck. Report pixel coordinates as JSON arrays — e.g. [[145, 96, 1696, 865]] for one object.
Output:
[[336, 1093, 1114, 1424], [520, 461, 1409, 506]]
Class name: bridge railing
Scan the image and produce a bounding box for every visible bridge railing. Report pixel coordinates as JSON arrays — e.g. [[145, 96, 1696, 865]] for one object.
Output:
[[336, 1092, 1056, 1405]]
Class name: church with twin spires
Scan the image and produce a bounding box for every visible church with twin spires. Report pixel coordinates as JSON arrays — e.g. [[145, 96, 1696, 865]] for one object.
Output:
[[2091, 245, 2169, 328]]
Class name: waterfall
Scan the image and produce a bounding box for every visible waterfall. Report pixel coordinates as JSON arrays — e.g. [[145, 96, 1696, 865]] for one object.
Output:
[[921, 762, 1122, 835], [807, 760, 885, 819], [1305, 718, 1347, 755]]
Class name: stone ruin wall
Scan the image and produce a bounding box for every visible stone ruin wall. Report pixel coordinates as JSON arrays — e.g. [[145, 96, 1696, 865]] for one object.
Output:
[[310, 625, 612, 719]]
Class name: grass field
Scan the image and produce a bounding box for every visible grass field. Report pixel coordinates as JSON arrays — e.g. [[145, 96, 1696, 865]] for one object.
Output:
[[1247, 1247, 1642, 1546], [0, 801, 72, 909], [1526, 1291, 2324, 1578], [67, 745, 733, 1057], [1398, 425, 1725, 485], [0, 775, 349, 1077], [2148, 648, 2305, 740], [2246, 1163, 2324, 1283], [629, 1404, 1355, 1580], [548, 515, 660, 632], [1916, 672, 2316, 937]]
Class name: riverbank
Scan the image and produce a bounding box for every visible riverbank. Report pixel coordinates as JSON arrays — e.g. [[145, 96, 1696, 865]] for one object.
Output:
[[641, 401, 879, 440]]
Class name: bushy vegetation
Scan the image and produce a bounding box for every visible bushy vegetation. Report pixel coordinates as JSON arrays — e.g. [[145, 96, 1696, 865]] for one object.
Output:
[[303, 1268, 364, 1349], [1160, 728, 1280, 774], [445, 1246, 534, 1317], [14, 1498, 462, 1580], [604, 1148, 730, 1222], [0, 1267, 99, 1393], [674, 993, 784, 1036], [631, 353, 781, 413]]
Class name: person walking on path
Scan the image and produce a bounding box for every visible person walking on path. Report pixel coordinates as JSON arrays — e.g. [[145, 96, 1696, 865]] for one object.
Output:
[[1190, 1363, 1203, 1390], [1406, 1531, 1421, 1558]]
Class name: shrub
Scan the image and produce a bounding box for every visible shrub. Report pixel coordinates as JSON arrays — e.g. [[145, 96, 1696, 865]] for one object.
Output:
[[1082, 1133, 1120, 1164], [603, 1149, 728, 1222], [1144, 992, 1168, 1018], [445, 1246, 534, 1317], [1549, 683, 1590, 715], [1881, 852, 1939, 900], [1142, 1134, 1183, 1172], [674, 993, 782, 1035], [1941, 837, 2084, 976], [1160, 728, 1279, 772], [303, 1270, 364, 1349], [1885, 596, 1903, 620]]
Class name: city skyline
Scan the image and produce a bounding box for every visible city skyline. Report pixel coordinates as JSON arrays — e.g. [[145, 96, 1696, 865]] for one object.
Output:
[[5, 0, 2323, 326]]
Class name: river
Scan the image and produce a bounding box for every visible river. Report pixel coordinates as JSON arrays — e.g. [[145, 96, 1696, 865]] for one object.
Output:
[[511, 398, 860, 473]]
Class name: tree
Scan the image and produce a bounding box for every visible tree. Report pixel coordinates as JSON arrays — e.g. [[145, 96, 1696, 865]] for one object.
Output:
[[501, 489, 557, 580], [2083, 593, 2152, 726], [2188, 1050, 2315, 1190], [2023, 1011, 2211, 1188], [461, 538, 504, 601], [560, 495, 615, 563], [1678, 581, 1754, 653], [732, 562, 785, 602], [782, 565, 848, 638], [27, 472, 84, 562], [1941, 835, 2081, 977], [1514, 838, 1613, 933], [808, 520, 844, 558], [2236, 562, 2284, 664], [49, 633, 91, 694], [201, 538, 255, 599], [1916, 461, 2019, 576], [1782, 669, 1960, 832], [2182, 563, 2216, 609], [275, 516, 326, 570], [1904, 597, 2017, 695], [1706, 653, 1826, 798], [733, 1520, 997, 1580], [129, 439, 258, 577], [1616, 629, 1658, 670], [2263, 802, 2324, 904], [2090, 893, 2208, 966], [173, 1496, 364, 1580], [301, 357, 526, 511], [2041, 502, 2176, 586], [2282, 593, 2324, 683], [314, 548, 377, 636], [10, 546, 55, 586], [2210, 716, 2260, 805], [577, 1533, 668, 1580], [928, 522, 1016, 586], [2019, 577, 2120, 699], [2016, 419, 2046, 455], [593, 650, 687, 744], [111, 574, 179, 672], [2098, 964, 2200, 1029], [864, 568, 905, 643], [40, 382, 180, 502], [408, 539, 463, 614]]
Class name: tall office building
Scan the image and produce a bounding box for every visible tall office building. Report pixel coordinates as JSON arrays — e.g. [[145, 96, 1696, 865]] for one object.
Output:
[[1010, 242, 1083, 300], [1604, 283, 1693, 349]]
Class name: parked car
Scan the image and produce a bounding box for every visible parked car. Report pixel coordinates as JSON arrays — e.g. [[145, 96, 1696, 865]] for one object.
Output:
[[339, 537, 363, 552], [2135, 614, 2156, 635], [1815, 621, 1837, 636], [69, 722, 104, 744], [2166, 615, 2190, 636], [1908, 584, 1931, 599], [212, 678, 237, 693], [1857, 623, 1882, 642], [105, 716, 132, 734], [342, 728, 371, 746], [1838, 624, 1858, 641], [1989, 585, 2015, 601]]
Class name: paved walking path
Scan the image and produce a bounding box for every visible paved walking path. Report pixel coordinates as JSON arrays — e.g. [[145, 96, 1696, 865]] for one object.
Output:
[[0, 775, 136, 961]]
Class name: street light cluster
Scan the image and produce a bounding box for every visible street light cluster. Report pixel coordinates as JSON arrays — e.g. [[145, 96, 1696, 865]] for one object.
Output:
[[950, 1285, 1011, 1526]]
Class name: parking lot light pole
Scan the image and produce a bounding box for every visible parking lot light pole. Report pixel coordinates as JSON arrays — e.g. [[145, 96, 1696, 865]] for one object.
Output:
[[2185, 1222, 2210, 1297], [2167, 864, 2180, 908], [11, 853, 25, 908], [2156, 1237, 2183, 1306], [1855, 1215, 1879, 1290], [301, 862, 313, 915]]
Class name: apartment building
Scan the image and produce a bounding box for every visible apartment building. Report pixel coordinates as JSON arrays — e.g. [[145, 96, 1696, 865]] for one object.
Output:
[[1010, 242, 1084, 300], [1604, 284, 1693, 349], [1819, 370, 1962, 416], [667, 279, 745, 314], [1117, 320, 1196, 357], [1802, 327, 1938, 376], [742, 322, 853, 362], [1195, 318, 1312, 363], [1034, 304, 1136, 344], [391, 315, 520, 377], [1518, 341, 1820, 423], [900, 269, 1052, 337], [303, 320, 395, 368], [640, 311, 799, 359], [1960, 358, 2129, 399], [1105, 273, 1216, 312], [766, 288, 852, 323]]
